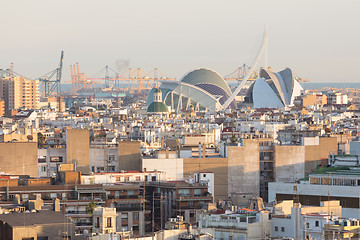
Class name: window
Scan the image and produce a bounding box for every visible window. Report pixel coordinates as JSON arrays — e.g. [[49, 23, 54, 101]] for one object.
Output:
[[38, 237, 48, 240], [108, 166, 115, 172], [194, 189, 202, 196], [97, 167, 104, 172], [136, 176, 141, 181], [38, 156, 46, 163], [108, 155, 115, 163], [107, 217, 112, 227], [315, 221, 319, 227], [133, 212, 139, 220], [152, 176, 157, 181], [281, 227, 285, 232], [96, 217, 100, 228], [306, 222, 309, 228], [41, 166, 46, 172], [178, 189, 190, 196], [275, 226, 278, 232], [189, 201, 194, 207], [127, 190, 135, 195], [22, 194, 29, 201], [50, 156, 63, 162], [122, 213, 128, 219]]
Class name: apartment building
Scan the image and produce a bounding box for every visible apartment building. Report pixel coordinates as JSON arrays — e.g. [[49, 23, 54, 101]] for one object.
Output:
[[0, 99, 4, 117], [0, 76, 39, 112], [269, 167, 360, 218]]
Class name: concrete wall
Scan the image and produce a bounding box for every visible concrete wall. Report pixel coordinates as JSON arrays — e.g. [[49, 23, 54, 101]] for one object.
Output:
[[0, 142, 38, 177], [269, 181, 360, 218], [274, 145, 305, 183], [12, 224, 75, 240], [227, 139, 260, 201], [305, 137, 337, 174], [142, 158, 183, 180], [118, 141, 141, 170], [90, 147, 118, 172], [66, 128, 90, 174], [350, 141, 360, 156], [183, 157, 228, 202]]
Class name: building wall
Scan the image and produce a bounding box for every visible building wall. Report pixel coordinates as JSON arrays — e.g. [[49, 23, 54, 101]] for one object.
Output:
[[90, 147, 118, 172], [118, 141, 141, 170], [142, 158, 183, 180], [38, 148, 67, 177], [350, 141, 360, 156], [227, 139, 260, 200], [274, 145, 305, 182], [66, 128, 90, 174], [269, 181, 360, 218], [0, 99, 4, 117], [183, 157, 228, 202], [12, 224, 75, 240], [0, 142, 38, 177], [0, 77, 39, 111], [304, 137, 338, 174]]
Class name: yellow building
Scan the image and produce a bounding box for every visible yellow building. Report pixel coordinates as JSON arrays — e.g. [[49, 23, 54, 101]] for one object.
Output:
[[302, 94, 327, 108], [0, 76, 39, 111], [0, 99, 4, 117]]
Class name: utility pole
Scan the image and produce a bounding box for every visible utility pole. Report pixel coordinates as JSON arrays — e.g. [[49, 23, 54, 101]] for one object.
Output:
[[152, 191, 155, 240]]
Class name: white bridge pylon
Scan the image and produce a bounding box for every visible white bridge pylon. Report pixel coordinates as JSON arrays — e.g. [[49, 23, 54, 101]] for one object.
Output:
[[222, 26, 268, 110]]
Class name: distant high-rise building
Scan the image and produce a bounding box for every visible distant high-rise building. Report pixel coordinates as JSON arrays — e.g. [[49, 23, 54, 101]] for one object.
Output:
[[0, 76, 39, 112], [0, 99, 4, 117]]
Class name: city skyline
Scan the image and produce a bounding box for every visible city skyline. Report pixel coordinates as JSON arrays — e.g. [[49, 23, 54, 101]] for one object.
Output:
[[1, 0, 359, 83]]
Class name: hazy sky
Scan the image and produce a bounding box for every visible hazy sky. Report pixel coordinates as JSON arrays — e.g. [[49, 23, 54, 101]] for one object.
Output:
[[1, 0, 359, 83]]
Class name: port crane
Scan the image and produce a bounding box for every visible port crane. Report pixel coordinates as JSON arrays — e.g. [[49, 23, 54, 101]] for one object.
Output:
[[70, 63, 175, 93], [37, 51, 64, 97]]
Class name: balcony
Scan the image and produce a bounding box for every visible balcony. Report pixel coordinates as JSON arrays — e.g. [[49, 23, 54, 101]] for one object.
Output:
[[75, 222, 92, 226]]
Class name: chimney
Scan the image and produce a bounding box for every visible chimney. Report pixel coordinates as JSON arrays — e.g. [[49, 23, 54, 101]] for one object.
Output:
[[202, 144, 206, 159], [53, 198, 60, 212], [198, 142, 202, 158], [14, 194, 20, 205]]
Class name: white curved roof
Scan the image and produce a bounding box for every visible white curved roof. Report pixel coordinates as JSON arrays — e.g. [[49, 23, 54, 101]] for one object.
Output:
[[251, 68, 303, 108], [160, 80, 223, 112], [253, 78, 285, 108]]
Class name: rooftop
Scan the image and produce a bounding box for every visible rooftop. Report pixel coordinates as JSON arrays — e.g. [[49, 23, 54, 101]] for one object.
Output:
[[0, 210, 69, 226]]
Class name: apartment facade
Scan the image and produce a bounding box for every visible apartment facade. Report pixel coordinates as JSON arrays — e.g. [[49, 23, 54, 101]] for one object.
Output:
[[0, 76, 39, 112]]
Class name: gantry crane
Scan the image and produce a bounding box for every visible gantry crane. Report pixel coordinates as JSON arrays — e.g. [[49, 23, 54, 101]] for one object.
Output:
[[38, 51, 64, 97], [70, 63, 175, 93], [69, 63, 98, 92], [224, 64, 259, 82]]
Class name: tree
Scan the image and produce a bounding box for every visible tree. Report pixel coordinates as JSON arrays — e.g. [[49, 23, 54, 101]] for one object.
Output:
[[86, 201, 97, 214], [230, 135, 238, 144], [37, 132, 46, 148]]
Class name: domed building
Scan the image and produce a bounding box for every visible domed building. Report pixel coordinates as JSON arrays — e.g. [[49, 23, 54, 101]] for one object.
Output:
[[244, 68, 303, 108], [147, 88, 169, 113], [147, 68, 236, 112]]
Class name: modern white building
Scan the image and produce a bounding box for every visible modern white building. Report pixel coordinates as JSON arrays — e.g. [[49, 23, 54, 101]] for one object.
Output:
[[199, 210, 271, 240], [269, 168, 360, 218], [270, 201, 341, 240], [245, 68, 303, 108], [147, 68, 237, 112]]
